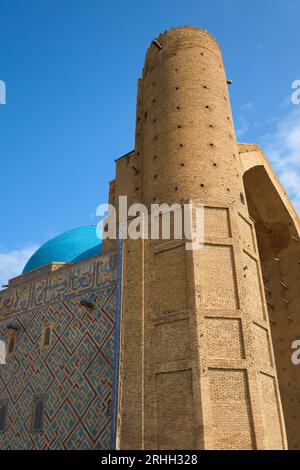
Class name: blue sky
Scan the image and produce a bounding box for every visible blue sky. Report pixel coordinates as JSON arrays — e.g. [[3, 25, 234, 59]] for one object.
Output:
[[0, 0, 300, 285]]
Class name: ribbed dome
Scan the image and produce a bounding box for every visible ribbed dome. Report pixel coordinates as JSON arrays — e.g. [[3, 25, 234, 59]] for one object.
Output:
[[23, 226, 102, 273]]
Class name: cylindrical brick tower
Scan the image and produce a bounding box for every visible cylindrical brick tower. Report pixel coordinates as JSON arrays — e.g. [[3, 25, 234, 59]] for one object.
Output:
[[136, 26, 245, 209], [117, 26, 287, 450]]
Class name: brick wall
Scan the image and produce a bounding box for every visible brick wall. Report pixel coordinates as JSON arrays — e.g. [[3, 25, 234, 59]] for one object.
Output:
[[0, 254, 118, 449]]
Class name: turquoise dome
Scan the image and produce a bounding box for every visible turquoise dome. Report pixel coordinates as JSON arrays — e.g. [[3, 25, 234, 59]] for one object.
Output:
[[23, 226, 102, 273]]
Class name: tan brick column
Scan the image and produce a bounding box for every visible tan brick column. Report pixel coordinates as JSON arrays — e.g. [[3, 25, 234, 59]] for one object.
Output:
[[116, 26, 287, 450]]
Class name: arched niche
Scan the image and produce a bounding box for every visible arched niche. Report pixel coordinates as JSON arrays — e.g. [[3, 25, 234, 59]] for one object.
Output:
[[240, 144, 300, 449]]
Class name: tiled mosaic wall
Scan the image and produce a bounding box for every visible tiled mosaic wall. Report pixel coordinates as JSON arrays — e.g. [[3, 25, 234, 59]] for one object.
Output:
[[0, 253, 118, 449]]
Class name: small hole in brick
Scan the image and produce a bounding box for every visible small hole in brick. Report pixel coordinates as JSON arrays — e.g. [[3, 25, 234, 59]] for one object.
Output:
[[153, 197, 156, 202], [227, 188, 230, 192], [137, 117, 141, 122], [175, 187, 178, 191], [144, 111, 148, 120], [154, 135, 158, 140], [152, 82, 155, 86], [179, 143, 183, 147], [153, 155, 157, 160], [175, 68, 178, 72], [175, 86, 179, 90], [135, 187, 139, 191], [201, 52, 204, 56], [154, 174, 158, 179], [206, 105, 210, 109], [210, 143, 214, 147], [137, 152, 140, 156], [178, 125, 182, 128], [203, 85, 208, 89], [209, 124, 214, 128], [200, 183, 204, 188], [152, 99, 156, 104], [213, 163, 217, 167], [181, 163, 185, 167], [176, 106, 180, 110]]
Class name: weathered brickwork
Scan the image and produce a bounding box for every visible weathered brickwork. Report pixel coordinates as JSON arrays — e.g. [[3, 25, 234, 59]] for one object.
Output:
[[1, 25, 299, 450], [113, 26, 298, 450], [0, 254, 118, 449], [240, 144, 300, 449]]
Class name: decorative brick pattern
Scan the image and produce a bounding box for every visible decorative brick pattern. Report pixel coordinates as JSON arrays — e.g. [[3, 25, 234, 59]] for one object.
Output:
[[0, 255, 117, 318], [2, 24, 295, 451], [0, 254, 118, 449], [208, 369, 255, 449], [155, 319, 191, 364], [156, 369, 195, 449], [253, 323, 273, 370], [116, 26, 288, 450], [204, 207, 231, 238], [205, 317, 245, 359], [197, 244, 239, 309], [155, 245, 188, 314], [238, 214, 255, 252], [258, 373, 284, 449], [242, 251, 265, 320]]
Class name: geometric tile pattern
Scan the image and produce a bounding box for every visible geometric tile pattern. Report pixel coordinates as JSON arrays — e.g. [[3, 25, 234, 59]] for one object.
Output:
[[0, 253, 117, 449]]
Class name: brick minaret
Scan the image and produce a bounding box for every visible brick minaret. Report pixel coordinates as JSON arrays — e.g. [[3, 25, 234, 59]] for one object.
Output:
[[109, 26, 287, 449]]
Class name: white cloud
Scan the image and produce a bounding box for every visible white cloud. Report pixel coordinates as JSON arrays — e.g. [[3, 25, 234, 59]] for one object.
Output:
[[236, 115, 250, 138], [240, 102, 255, 112], [0, 244, 39, 289], [236, 102, 256, 138], [259, 107, 300, 213]]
